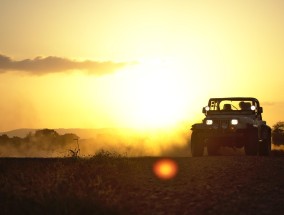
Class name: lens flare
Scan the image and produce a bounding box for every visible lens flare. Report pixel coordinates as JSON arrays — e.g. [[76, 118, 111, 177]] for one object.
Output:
[[153, 159, 178, 180]]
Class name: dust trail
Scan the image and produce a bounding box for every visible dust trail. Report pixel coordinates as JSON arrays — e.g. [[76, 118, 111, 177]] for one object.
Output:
[[0, 127, 191, 157], [79, 127, 190, 157]]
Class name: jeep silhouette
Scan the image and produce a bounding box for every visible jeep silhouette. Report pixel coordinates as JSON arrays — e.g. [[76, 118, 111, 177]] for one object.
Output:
[[190, 97, 271, 156]]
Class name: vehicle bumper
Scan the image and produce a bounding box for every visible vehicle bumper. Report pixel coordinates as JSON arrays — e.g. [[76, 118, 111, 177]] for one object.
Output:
[[201, 128, 246, 138]]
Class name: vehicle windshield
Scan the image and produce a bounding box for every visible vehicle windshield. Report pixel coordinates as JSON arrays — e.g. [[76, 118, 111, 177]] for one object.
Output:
[[207, 99, 258, 113]]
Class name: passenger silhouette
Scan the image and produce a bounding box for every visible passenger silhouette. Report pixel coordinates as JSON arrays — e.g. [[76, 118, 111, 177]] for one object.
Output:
[[239, 101, 251, 110], [223, 104, 232, 110], [239, 101, 245, 110]]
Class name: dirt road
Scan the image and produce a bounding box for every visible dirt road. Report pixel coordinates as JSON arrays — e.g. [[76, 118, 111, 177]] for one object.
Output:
[[117, 156, 284, 214], [1, 155, 284, 214]]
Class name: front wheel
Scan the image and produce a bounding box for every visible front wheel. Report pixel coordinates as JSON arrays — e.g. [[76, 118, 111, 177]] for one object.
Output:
[[191, 131, 205, 157], [259, 127, 271, 156]]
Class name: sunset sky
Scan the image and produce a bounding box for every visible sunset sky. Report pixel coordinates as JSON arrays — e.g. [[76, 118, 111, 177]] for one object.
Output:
[[1, 0, 284, 131]]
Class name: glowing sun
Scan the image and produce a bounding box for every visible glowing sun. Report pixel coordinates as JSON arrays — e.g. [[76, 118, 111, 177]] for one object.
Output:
[[113, 59, 189, 129]]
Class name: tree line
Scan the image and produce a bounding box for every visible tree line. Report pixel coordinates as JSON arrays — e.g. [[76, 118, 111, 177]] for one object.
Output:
[[0, 129, 79, 155]]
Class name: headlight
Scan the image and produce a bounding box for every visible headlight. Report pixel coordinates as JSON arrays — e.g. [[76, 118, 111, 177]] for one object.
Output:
[[231, 119, 238, 125], [206, 119, 213, 125], [251, 105, 256, 111]]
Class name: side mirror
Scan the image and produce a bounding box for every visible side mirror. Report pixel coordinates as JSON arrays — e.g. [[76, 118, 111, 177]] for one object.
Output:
[[259, 107, 263, 113]]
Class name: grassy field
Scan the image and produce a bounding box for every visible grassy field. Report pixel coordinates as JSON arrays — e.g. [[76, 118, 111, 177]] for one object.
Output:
[[1, 150, 284, 214]]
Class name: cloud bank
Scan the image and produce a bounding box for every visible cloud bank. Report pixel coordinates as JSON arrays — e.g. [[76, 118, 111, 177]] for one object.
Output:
[[0, 54, 131, 75]]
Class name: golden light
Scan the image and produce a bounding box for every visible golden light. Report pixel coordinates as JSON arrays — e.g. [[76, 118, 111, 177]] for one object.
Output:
[[108, 58, 191, 129], [72, 57, 203, 130], [153, 159, 178, 180]]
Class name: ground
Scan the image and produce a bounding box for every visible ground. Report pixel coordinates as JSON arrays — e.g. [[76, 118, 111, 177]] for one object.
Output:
[[1, 153, 284, 214]]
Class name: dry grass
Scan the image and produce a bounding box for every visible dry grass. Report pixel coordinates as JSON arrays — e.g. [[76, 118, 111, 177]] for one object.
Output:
[[1, 150, 284, 214], [0, 152, 155, 214]]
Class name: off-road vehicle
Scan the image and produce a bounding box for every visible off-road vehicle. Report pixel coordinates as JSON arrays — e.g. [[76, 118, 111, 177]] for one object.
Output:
[[191, 97, 271, 156]]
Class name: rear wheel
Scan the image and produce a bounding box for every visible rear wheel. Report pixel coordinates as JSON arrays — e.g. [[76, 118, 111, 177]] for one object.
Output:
[[191, 131, 205, 157], [244, 129, 258, 156]]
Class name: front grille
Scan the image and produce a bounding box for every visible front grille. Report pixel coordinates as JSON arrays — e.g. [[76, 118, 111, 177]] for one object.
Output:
[[213, 119, 230, 129]]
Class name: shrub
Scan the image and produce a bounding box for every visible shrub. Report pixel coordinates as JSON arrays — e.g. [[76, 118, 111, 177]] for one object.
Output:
[[272, 121, 284, 145]]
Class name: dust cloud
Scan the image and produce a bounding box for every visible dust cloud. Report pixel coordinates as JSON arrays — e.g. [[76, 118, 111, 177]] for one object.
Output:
[[78, 127, 191, 157], [0, 127, 191, 157]]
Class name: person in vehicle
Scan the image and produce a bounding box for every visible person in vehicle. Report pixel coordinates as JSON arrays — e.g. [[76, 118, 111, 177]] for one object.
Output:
[[239, 101, 251, 110], [223, 104, 232, 110]]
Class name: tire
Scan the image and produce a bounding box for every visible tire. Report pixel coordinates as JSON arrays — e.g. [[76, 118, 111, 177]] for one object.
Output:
[[191, 131, 205, 157], [244, 129, 258, 156], [259, 139, 271, 156], [207, 138, 219, 156], [259, 127, 271, 156]]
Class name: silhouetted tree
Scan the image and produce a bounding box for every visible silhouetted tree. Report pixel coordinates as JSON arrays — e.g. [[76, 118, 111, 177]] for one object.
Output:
[[34, 129, 59, 145], [60, 133, 79, 145], [0, 134, 10, 144], [272, 121, 284, 145], [35, 129, 59, 138], [11, 136, 22, 146]]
